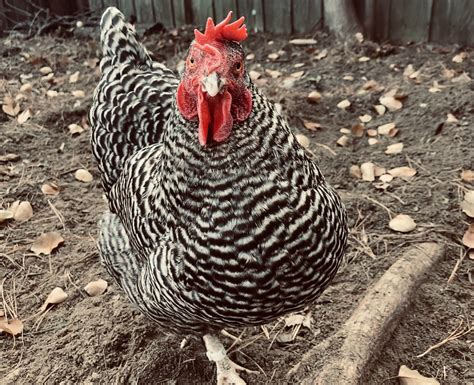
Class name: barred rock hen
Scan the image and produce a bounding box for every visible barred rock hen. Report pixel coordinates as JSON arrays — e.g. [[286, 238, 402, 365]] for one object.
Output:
[[90, 7, 347, 384]]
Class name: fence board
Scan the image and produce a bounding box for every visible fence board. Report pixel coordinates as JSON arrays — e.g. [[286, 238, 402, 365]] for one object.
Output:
[[152, 0, 174, 27], [263, 0, 291, 34], [116, 0, 135, 18], [373, 0, 390, 41], [172, 0, 186, 26], [292, 0, 322, 34], [389, 0, 432, 42], [0, 0, 8, 34], [136, 0, 154, 23], [431, 0, 474, 45], [103, 0, 118, 9], [237, 0, 264, 32], [191, 0, 213, 27], [214, 0, 237, 22], [89, 0, 103, 12]]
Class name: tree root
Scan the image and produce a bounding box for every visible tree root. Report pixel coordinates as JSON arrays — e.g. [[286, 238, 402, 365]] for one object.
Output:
[[288, 242, 445, 385]]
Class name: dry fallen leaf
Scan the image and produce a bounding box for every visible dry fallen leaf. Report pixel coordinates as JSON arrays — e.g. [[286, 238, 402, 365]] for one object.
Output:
[[350, 165, 361, 179], [314, 49, 328, 60], [359, 114, 372, 123], [367, 128, 378, 137], [2, 95, 20, 116], [462, 224, 474, 248], [368, 138, 378, 145], [389, 214, 417, 233], [249, 70, 261, 80], [403, 64, 415, 77], [265, 69, 282, 79], [360, 162, 375, 181], [68, 123, 84, 135], [75, 169, 93, 182], [41, 182, 60, 196], [398, 365, 440, 385], [461, 191, 474, 218], [17, 108, 32, 124], [337, 99, 351, 110], [40, 287, 68, 312], [0, 153, 20, 163], [385, 143, 404, 154], [46, 90, 59, 98], [71, 90, 85, 98], [461, 170, 474, 182], [452, 52, 467, 63], [358, 56, 370, 62], [0, 319, 24, 336], [289, 38, 317, 45], [69, 71, 80, 83], [307, 90, 322, 103], [0, 210, 14, 223], [303, 120, 321, 131], [31, 232, 64, 255], [374, 104, 386, 116], [290, 70, 305, 79], [268, 52, 279, 60], [39, 66, 53, 75], [446, 113, 458, 124], [388, 167, 417, 178], [351, 123, 365, 137], [374, 166, 386, 177], [378, 122, 397, 136], [20, 83, 33, 93], [380, 174, 394, 183], [379, 96, 402, 111], [295, 134, 310, 149], [336, 135, 350, 147], [84, 279, 108, 296], [12, 201, 33, 222]]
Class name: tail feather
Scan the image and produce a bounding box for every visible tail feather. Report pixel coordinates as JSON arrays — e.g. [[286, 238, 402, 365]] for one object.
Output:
[[100, 7, 152, 67]]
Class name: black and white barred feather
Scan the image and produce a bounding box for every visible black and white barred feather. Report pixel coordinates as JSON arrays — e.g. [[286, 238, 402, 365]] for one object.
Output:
[[91, 7, 348, 334]]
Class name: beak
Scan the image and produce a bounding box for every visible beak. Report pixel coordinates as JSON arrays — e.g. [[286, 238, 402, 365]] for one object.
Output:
[[201, 72, 226, 97]]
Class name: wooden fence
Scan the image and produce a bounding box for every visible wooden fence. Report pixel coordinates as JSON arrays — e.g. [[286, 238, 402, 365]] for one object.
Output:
[[1, 0, 474, 45]]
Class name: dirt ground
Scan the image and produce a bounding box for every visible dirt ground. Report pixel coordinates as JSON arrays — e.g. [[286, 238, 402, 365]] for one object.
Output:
[[0, 22, 473, 385]]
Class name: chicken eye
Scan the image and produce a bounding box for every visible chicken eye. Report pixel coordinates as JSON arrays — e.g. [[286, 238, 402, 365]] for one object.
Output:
[[234, 61, 243, 75], [189, 57, 195, 65]]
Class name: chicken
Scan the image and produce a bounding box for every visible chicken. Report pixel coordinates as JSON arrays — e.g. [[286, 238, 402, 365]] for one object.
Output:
[[90, 7, 348, 384]]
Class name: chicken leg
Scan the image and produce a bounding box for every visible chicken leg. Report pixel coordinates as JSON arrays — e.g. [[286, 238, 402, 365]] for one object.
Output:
[[203, 334, 257, 385]]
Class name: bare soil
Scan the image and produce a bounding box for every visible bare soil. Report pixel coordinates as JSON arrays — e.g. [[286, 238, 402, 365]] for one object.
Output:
[[1, 25, 473, 385]]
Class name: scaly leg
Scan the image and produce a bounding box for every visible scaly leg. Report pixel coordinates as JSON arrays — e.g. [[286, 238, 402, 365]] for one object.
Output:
[[203, 333, 257, 385]]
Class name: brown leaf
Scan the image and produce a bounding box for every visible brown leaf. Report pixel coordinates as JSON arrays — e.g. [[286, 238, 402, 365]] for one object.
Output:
[[388, 167, 417, 178], [41, 182, 60, 196], [249, 70, 261, 80], [75, 169, 93, 182], [351, 123, 365, 137], [359, 114, 372, 123], [350, 165, 361, 179], [307, 90, 322, 103], [31, 232, 64, 255], [303, 120, 321, 131], [290, 70, 305, 79], [71, 90, 85, 98], [462, 224, 474, 248], [0, 210, 14, 223], [446, 113, 458, 124], [378, 122, 396, 136], [314, 49, 327, 60], [68, 123, 84, 135], [40, 287, 68, 312], [380, 96, 402, 111], [398, 365, 440, 385], [374, 104, 386, 115], [2, 95, 20, 116], [337, 99, 351, 110], [12, 201, 33, 222], [461, 191, 474, 218], [39, 66, 53, 75], [17, 108, 32, 124], [0, 319, 24, 336], [385, 143, 404, 154], [461, 170, 474, 182], [84, 279, 108, 296], [379, 174, 394, 183], [368, 138, 378, 145], [20, 83, 33, 93], [452, 52, 467, 63], [360, 162, 375, 181], [389, 214, 417, 233], [289, 38, 317, 45], [367, 128, 378, 137], [336, 135, 350, 147], [69, 71, 80, 83]]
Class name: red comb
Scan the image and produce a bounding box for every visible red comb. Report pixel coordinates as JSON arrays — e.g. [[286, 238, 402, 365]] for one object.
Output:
[[194, 11, 247, 45]]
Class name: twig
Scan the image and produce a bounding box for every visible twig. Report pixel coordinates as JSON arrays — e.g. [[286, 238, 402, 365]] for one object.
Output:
[[416, 320, 473, 358], [363, 194, 394, 219], [447, 248, 468, 285]]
